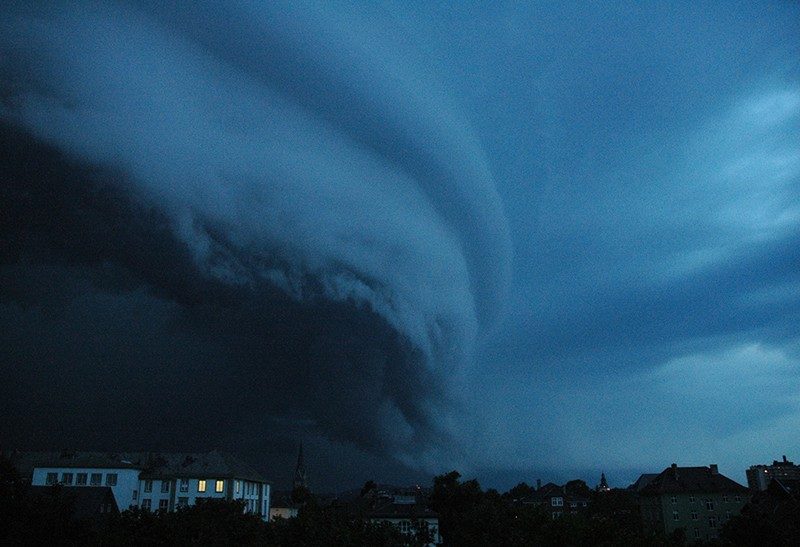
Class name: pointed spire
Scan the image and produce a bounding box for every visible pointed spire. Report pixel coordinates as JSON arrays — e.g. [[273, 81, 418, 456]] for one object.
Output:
[[597, 472, 610, 492], [293, 442, 308, 490]]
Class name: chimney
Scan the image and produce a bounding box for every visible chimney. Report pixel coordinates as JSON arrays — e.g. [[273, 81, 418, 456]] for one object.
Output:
[[536, 479, 542, 490], [710, 464, 718, 475], [671, 463, 678, 480], [783, 455, 788, 463]]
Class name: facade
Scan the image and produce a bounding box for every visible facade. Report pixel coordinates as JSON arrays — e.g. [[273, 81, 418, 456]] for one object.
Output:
[[638, 463, 749, 542], [746, 455, 800, 491], [522, 480, 592, 519], [28, 450, 271, 520], [342, 488, 441, 546]]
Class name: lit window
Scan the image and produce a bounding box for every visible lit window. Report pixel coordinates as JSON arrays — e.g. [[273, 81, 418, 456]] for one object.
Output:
[[76, 473, 87, 485], [161, 481, 170, 493], [215, 480, 224, 493], [144, 480, 153, 493], [61, 473, 73, 485], [198, 479, 207, 492], [106, 473, 117, 486], [159, 499, 169, 511], [180, 479, 189, 493], [90, 473, 102, 486], [46, 473, 58, 485]]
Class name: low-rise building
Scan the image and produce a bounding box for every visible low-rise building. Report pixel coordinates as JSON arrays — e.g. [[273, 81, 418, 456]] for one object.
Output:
[[638, 463, 749, 542], [522, 480, 592, 519], [26, 450, 271, 519]]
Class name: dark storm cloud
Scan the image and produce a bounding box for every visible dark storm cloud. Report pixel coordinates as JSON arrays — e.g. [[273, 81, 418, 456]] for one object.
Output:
[[0, 0, 511, 471]]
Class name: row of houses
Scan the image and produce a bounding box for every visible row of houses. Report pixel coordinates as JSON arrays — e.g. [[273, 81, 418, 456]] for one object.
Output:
[[6, 448, 797, 544]]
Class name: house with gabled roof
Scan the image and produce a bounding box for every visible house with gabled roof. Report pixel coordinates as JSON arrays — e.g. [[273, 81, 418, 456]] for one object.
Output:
[[638, 463, 749, 542]]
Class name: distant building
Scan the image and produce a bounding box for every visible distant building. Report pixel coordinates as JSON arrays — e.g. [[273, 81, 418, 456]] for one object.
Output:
[[293, 443, 309, 491], [597, 472, 611, 492], [638, 463, 749, 542], [522, 480, 592, 518], [746, 455, 800, 491], [342, 488, 441, 546], [269, 490, 301, 520], [21, 450, 271, 520]]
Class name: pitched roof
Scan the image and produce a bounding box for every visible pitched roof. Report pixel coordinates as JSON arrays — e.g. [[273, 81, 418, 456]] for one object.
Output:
[[139, 450, 267, 482], [9, 450, 267, 482], [639, 465, 748, 495], [630, 474, 659, 492]]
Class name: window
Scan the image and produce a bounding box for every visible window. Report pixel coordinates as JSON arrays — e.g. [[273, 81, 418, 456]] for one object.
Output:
[[708, 516, 717, 529], [735, 495, 741, 502], [235, 480, 241, 494], [46, 472, 58, 485], [144, 480, 153, 493], [722, 495, 729, 502], [161, 481, 170, 493], [726, 511, 731, 520], [551, 511, 562, 519], [689, 495, 696, 503], [551, 497, 564, 507], [133, 490, 138, 501], [61, 473, 73, 485], [215, 480, 224, 493], [198, 479, 207, 492], [142, 499, 151, 510], [180, 479, 189, 493], [159, 499, 169, 511], [705, 499, 715, 511], [694, 528, 701, 539], [77, 473, 87, 486], [670, 496, 677, 504], [106, 473, 117, 486], [90, 473, 102, 486], [177, 497, 188, 508], [691, 511, 698, 521], [673, 511, 679, 521]]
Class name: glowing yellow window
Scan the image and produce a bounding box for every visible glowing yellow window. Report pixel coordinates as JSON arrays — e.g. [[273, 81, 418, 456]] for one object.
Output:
[[198, 480, 206, 492], [215, 480, 224, 493]]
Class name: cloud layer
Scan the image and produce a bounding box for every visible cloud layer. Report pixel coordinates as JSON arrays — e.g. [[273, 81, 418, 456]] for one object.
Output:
[[0, 1, 510, 465]]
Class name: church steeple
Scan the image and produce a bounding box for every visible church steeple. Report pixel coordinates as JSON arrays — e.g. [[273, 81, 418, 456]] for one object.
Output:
[[597, 472, 610, 492], [293, 442, 308, 490]]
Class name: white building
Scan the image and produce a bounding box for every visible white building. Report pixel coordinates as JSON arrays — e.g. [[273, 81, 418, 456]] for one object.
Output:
[[29, 450, 271, 519]]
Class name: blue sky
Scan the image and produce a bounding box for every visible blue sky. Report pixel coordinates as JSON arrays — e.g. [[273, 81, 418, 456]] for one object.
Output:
[[1, 1, 798, 489]]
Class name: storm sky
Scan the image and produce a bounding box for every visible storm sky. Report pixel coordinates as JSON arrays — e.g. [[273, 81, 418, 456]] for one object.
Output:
[[1, 1, 798, 490]]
